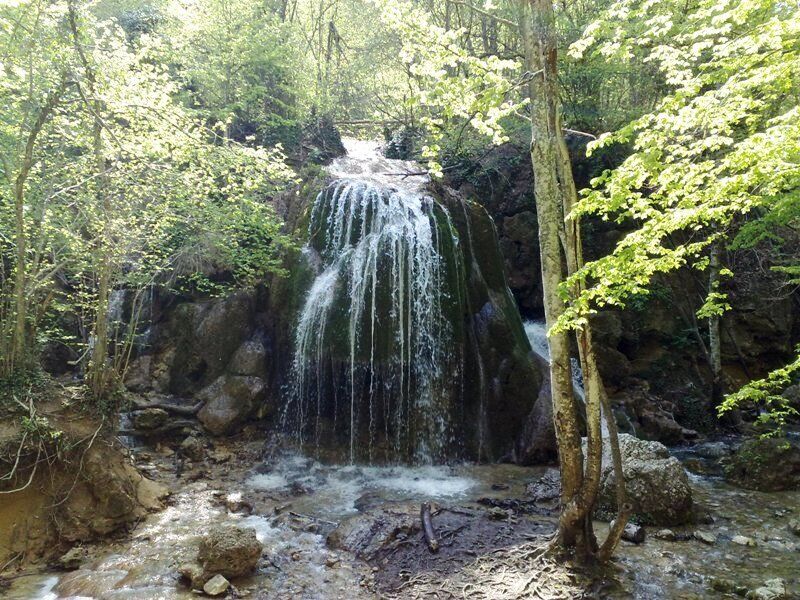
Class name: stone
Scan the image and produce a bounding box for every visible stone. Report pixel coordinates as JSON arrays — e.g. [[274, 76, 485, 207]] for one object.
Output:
[[724, 438, 800, 492], [178, 562, 205, 589], [587, 434, 693, 526], [694, 530, 717, 545], [488, 507, 509, 521], [788, 518, 800, 536], [526, 468, 560, 503], [203, 574, 230, 596], [197, 375, 266, 436], [653, 529, 677, 541], [57, 546, 87, 570], [228, 340, 267, 377], [732, 535, 757, 547], [327, 504, 419, 560], [197, 525, 262, 579], [180, 436, 205, 461], [747, 579, 788, 600], [132, 408, 169, 430], [124, 355, 153, 391]]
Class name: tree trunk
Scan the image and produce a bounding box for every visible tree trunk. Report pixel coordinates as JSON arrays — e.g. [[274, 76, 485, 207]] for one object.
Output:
[[519, 0, 628, 559], [518, 0, 585, 549], [68, 1, 112, 397], [708, 241, 724, 404], [6, 84, 65, 375]]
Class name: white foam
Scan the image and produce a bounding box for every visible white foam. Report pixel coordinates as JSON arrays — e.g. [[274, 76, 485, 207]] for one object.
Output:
[[247, 472, 290, 491]]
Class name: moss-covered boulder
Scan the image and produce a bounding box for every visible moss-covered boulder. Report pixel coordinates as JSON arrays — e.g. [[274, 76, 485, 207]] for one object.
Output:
[[724, 437, 800, 492]]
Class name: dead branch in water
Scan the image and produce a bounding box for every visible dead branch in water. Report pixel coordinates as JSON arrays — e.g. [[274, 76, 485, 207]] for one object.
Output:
[[420, 502, 439, 553]]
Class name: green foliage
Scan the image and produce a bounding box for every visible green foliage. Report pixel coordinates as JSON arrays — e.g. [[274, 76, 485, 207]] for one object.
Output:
[[0, 0, 297, 401], [719, 350, 800, 436]]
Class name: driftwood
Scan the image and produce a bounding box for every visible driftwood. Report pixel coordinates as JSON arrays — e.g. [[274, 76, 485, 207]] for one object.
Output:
[[130, 398, 204, 416], [118, 419, 196, 437], [613, 519, 645, 544], [420, 502, 439, 553]]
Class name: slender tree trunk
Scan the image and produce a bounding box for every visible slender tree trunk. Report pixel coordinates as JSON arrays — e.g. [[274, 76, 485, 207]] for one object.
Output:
[[7, 84, 65, 375], [68, 1, 112, 397], [519, 0, 628, 558], [708, 240, 724, 404], [518, 0, 585, 549]]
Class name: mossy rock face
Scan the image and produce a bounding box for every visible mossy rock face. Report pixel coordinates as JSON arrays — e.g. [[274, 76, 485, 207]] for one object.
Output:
[[269, 175, 548, 462], [724, 437, 800, 491]]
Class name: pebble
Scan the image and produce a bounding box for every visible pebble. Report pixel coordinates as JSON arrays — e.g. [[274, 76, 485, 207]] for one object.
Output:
[[203, 574, 230, 596], [653, 529, 677, 541], [732, 535, 757, 547], [694, 530, 717, 545]]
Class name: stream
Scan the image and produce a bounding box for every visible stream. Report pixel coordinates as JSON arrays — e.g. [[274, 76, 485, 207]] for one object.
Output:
[[5, 438, 799, 599]]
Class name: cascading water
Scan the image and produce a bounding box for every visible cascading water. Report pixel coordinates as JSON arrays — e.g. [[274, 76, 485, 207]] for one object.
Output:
[[284, 142, 465, 464], [524, 319, 609, 437]]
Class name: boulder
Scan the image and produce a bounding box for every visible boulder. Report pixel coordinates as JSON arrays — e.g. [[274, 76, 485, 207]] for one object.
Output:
[[589, 434, 693, 526], [197, 375, 266, 435], [327, 503, 419, 560], [57, 546, 87, 570], [197, 525, 263, 579], [724, 437, 800, 492], [228, 340, 267, 377], [180, 436, 205, 461], [132, 408, 169, 431]]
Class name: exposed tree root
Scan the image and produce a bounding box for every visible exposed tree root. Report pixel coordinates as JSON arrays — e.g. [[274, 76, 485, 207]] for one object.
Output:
[[382, 539, 584, 599]]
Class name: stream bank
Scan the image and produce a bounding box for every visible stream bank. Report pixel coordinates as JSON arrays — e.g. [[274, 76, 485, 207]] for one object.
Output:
[[3, 425, 799, 599]]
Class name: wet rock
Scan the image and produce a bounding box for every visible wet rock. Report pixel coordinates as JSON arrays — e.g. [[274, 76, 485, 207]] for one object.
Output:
[[203, 574, 230, 596], [124, 355, 153, 391], [178, 562, 205, 589], [694, 530, 717, 545], [228, 340, 267, 377], [197, 525, 263, 579], [710, 578, 748, 596], [747, 578, 788, 600], [732, 535, 757, 547], [354, 492, 384, 512], [327, 504, 419, 560], [197, 375, 265, 436], [526, 468, 560, 503], [57, 546, 87, 570], [487, 506, 509, 521], [588, 434, 693, 526], [724, 437, 800, 492], [653, 529, 677, 541], [132, 408, 169, 430], [694, 441, 731, 459], [180, 436, 205, 461], [788, 518, 800, 536]]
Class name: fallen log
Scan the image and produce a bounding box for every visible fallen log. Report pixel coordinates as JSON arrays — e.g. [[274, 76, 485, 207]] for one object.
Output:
[[129, 398, 204, 416], [420, 502, 439, 553], [118, 419, 197, 437]]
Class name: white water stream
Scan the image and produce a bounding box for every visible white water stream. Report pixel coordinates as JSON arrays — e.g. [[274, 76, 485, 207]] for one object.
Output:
[[285, 139, 461, 463]]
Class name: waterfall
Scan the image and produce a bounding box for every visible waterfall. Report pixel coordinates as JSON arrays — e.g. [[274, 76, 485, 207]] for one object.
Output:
[[524, 319, 608, 437], [285, 173, 463, 464]]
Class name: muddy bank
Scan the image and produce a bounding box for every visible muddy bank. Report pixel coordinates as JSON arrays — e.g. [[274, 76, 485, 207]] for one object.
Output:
[[0, 397, 167, 572]]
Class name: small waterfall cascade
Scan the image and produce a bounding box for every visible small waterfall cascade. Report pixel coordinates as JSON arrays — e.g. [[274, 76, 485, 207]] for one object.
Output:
[[285, 141, 465, 464], [524, 319, 608, 437]]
